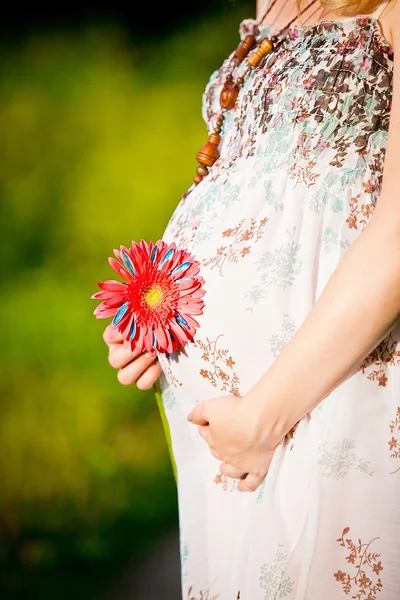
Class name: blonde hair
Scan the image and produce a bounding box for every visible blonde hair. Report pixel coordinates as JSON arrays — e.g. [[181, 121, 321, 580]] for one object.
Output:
[[296, 0, 387, 18]]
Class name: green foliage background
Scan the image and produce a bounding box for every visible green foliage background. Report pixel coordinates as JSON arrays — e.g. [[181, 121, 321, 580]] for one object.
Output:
[[0, 3, 253, 598]]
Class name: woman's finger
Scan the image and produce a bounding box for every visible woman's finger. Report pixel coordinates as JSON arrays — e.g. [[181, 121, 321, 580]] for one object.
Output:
[[116, 353, 158, 384], [220, 463, 246, 479], [197, 424, 211, 444], [210, 449, 222, 461], [103, 324, 123, 345], [135, 362, 162, 390], [108, 344, 152, 370], [237, 471, 267, 492]]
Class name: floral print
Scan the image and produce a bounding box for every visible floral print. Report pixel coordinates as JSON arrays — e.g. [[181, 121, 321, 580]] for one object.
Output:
[[388, 407, 400, 474], [269, 314, 297, 357], [193, 335, 240, 396], [246, 228, 303, 310], [334, 528, 383, 598], [158, 5, 400, 598], [213, 470, 238, 492], [346, 191, 376, 230], [185, 585, 220, 600], [361, 332, 400, 386], [259, 545, 295, 599], [318, 439, 374, 479], [202, 217, 269, 276]]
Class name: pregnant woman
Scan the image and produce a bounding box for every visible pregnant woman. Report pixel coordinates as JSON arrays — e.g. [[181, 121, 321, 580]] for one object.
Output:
[[103, 0, 400, 597]]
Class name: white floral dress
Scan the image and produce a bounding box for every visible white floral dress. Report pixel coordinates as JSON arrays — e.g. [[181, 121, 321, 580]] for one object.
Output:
[[158, 1, 400, 598]]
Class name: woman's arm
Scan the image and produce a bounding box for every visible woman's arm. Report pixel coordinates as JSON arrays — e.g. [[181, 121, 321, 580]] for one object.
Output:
[[189, 4, 400, 492], [245, 6, 400, 441]]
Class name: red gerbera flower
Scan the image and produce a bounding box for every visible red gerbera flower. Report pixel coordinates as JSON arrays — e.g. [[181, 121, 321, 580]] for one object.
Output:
[[92, 240, 206, 355]]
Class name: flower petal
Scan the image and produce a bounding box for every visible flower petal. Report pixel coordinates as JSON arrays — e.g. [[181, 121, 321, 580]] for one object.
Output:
[[112, 302, 129, 325], [91, 290, 116, 300], [177, 301, 204, 315], [154, 325, 168, 352], [174, 277, 193, 284], [144, 325, 154, 352], [180, 313, 200, 329], [131, 323, 145, 354], [169, 319, 189, 347], [102, 294, 126, 308], [108, 257, 131, 281], [98, 280, 126, 292], [175, 312, 189, 330], [150, 245, 158, 265], [129, 315, 137, 340], [121, 250, 136, 278], [170, 261, 191, 277], [94, 306, 118, 319], [158, 247, 175, 270]]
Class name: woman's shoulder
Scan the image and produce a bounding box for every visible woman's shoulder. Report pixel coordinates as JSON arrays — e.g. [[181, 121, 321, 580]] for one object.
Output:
[[388, 0, 400, 49]]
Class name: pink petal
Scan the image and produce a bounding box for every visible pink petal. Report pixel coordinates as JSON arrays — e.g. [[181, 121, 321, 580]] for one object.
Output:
[[178, 282, 203, 296], [120, 313, 134, 340], [139, 239, 151, 262], [117, 309, 133, 335], [98, 280, 126, 292], [108, 257, 131, 281], [91, 290, 116, 300], [185, 265, 201, 278], [154, 325, 169, 353], [102, 294, 126, 308], [177, 301, 204, 316], [176, 279, 197, 291], [164, 330, 174, 354], [169, 319, 189, 347], [144, 325, 155, 353], [137, 324, 148, 352], [167, 249, 184, 273], [181, 313, 200, 329], [153, 240, 167, 269], [94, 306, 118, 319]]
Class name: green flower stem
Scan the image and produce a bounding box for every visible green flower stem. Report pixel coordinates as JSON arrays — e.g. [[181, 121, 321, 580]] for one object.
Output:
[[153, 379, 177, 484]]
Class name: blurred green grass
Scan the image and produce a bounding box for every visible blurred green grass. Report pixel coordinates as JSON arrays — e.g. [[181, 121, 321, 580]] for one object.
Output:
[[0, 4, 253, 598]]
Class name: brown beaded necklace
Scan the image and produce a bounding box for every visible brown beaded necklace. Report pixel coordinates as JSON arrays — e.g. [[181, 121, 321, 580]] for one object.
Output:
[[192, 0, 320, 187]]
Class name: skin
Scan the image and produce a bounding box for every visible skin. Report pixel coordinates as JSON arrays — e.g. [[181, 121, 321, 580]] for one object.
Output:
[[105, 0, 400, 492], [103, 325, 161, 390], [256, 0, 395, 47]]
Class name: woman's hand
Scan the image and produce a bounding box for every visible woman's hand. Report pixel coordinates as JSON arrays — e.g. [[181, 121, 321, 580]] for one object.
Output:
[[103, 325, 162, 389], [188, 395, 280, 492]]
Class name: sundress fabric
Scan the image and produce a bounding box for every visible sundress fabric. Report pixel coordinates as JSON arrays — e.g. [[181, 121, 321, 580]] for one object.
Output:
[[158, 4, 400, 599]]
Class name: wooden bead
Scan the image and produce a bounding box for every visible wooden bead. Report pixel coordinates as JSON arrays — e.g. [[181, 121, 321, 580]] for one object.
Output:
[[208, 132, 221, 145], [196, 132, 221, 167], [219, 79, 239, 110], [246, 38, 273, 67], [196, 164, 208, 177], [234, 34, 256, 62], [193, 174, 203, 185]]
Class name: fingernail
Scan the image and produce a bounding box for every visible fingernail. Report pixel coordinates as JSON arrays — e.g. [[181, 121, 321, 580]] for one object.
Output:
[[187, 412, 193, 422]]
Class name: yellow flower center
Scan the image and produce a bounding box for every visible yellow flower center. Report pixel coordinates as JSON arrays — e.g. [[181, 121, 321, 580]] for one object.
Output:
[[144, 285, 164, 308]]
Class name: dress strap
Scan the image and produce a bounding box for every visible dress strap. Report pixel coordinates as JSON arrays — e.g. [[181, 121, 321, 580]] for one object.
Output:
[[368, 0, 391, 20]]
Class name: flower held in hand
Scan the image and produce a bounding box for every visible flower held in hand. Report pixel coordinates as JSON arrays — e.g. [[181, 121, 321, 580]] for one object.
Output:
[[92, 240, 205, 355]]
